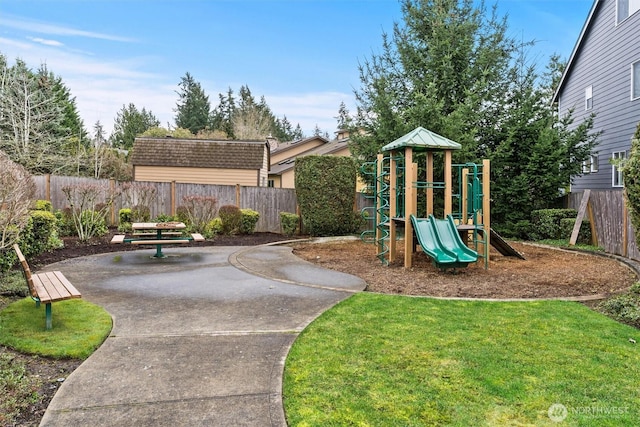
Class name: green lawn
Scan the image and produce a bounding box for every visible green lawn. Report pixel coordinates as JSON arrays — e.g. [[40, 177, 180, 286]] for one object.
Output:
[[284, 294, 640, 426], [0, 297, 112, 359]]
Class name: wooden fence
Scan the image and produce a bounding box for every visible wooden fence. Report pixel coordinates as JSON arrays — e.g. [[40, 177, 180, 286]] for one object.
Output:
[[567, 190, 640, 260], [33, 175, 297, 233]]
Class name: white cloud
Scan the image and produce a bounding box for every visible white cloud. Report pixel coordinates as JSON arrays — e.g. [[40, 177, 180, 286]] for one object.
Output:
[[27, 36, 63, 47], [264, 91, 356, 136], [0, 14, 135, 42], [1, 15, 350, 139]]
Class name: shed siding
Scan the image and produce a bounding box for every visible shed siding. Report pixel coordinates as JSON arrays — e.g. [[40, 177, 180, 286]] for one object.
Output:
[[134, 166, 258, 186], [259, 145, 269, 187], [558, 0, 640, 190]]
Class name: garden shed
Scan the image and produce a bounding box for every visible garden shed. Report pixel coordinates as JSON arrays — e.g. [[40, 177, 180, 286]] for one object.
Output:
[[130, 137, 270, 186]]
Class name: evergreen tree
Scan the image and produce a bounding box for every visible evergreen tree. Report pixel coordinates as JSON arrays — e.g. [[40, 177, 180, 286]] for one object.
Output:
[[292, 124, 304, 141], [210, 87, 236, 139], [110, 103, 160, 150], [274, 116, 294, 141], [351, 0, 519, 164], [174, 72, 211, 135], [351, 0, 599, 230], [335, 101, 353, 131]]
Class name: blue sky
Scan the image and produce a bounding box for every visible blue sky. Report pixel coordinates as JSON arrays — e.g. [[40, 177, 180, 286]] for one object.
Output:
[[0, 0, 594, 138]]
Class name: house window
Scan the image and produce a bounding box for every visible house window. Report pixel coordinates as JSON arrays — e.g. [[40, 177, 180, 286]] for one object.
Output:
[[590, 154, 599, 173], [582, 155, 598, 174], [618, 0, 640, 23], [267, 179, 275, 188], [633, 61, 640, 100], [612, 151, 626, 187], [585, 85, 593, 110]]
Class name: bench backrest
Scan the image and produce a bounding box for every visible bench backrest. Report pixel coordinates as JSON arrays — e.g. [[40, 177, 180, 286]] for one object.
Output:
[[13, 244, 37, 299]]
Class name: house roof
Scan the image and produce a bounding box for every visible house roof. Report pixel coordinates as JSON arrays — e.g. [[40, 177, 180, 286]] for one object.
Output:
[[268, 138, 351, 176], [552, 0, 601, 103], [131, 137, 267, 170], [381, 127, 461, 152], [269, 135, 329, 155]]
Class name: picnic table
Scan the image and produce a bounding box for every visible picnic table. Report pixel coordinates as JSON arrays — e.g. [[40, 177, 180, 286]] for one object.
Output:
[[111, 222, 204, 258]]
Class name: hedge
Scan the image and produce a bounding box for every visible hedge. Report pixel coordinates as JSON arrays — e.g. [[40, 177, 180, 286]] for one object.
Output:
[[295, 156, 360, 236]]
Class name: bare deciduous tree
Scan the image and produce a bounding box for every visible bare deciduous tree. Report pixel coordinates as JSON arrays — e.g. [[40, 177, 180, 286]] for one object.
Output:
[[0, 151, 35, 250], [0, 60, 66, 173], [232, 106, 272, 140]]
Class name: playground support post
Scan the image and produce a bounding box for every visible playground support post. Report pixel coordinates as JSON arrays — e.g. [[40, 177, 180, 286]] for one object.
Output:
[[482, 159, 491, 262], [404, 147, 414, 268], [461, 168, 469, 224], [426, 152, 434, 216], [389, 151, 398, 262], [444, 150, 452, 217]]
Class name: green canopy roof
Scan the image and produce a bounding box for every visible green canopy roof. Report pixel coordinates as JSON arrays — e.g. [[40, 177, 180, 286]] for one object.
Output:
[[381, 127, 461, 152]]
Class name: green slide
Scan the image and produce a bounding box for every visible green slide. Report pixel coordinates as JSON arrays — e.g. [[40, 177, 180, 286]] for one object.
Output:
[[410, 214, 478, 269]]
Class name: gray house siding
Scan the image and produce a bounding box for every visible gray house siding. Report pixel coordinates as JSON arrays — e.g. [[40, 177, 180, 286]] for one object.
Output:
[[556, 0, 640, 191]]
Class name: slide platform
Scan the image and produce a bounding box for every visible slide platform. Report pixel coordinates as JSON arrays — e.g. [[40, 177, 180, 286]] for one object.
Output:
[[410, 215, 478, 269]]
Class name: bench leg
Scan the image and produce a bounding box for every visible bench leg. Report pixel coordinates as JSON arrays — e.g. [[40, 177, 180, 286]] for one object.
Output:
[[154, 244, 165, 258], [45, 303, 52, 330]]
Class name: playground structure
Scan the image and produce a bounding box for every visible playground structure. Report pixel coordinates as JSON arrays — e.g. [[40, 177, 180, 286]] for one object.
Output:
[[360, 127, 523, 270]]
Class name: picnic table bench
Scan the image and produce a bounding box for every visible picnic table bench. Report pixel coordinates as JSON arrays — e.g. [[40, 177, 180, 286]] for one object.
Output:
[[110, 222, 204, 258], [14, 244, 82, 330]]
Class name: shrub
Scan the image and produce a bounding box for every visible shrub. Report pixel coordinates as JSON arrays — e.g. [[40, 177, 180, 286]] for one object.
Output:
[[78, 210, 108, 238], [239, 209, 260, 234], [622, 124, 640, 239], [20, 210, 61, 258], [55, 208, 76, 237], [494, 220, 532, 240], [119, 208, 132, 224], [219, 205, 242, 234], [175, 206, 190, 227], [61, 184, 118, 241], [119, 182, 157, 222], [180, 195, 218, 233], [597, 283, 640, 329], [131, 205, 151, 222], [295, 156, 360, 236], [1, 209, 62, 273], [154, 213, 178, 223], [205, 218, 223, 238], [33, 200, 52, 212], [559, 218, 592, 245], [530, 209, 577, 240], [118, 208, 132, 232], [280, 212, 299, 237]]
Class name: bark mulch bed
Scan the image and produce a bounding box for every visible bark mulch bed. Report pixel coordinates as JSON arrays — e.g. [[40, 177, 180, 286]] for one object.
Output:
[[291, 239, 637, 299], [2, 233, 637, 426]]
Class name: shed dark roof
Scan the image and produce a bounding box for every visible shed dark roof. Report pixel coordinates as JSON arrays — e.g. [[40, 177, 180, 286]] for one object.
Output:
[[131, 138, 266, 170]]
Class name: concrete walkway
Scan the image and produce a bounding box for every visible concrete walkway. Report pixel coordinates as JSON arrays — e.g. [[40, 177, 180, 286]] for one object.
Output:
[[38, 244, 366, 427]]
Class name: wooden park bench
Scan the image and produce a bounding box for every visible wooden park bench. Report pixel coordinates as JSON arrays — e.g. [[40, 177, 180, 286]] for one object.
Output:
[[13, 244, 82, 330]]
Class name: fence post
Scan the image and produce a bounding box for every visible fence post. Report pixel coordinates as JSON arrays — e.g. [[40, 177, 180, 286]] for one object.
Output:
[[45, 174, 51, 201], [171, 181, 176, 216], [623, 196, 628, 258], [236, 184, 241, 207], [110, 179, 116, 226]]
